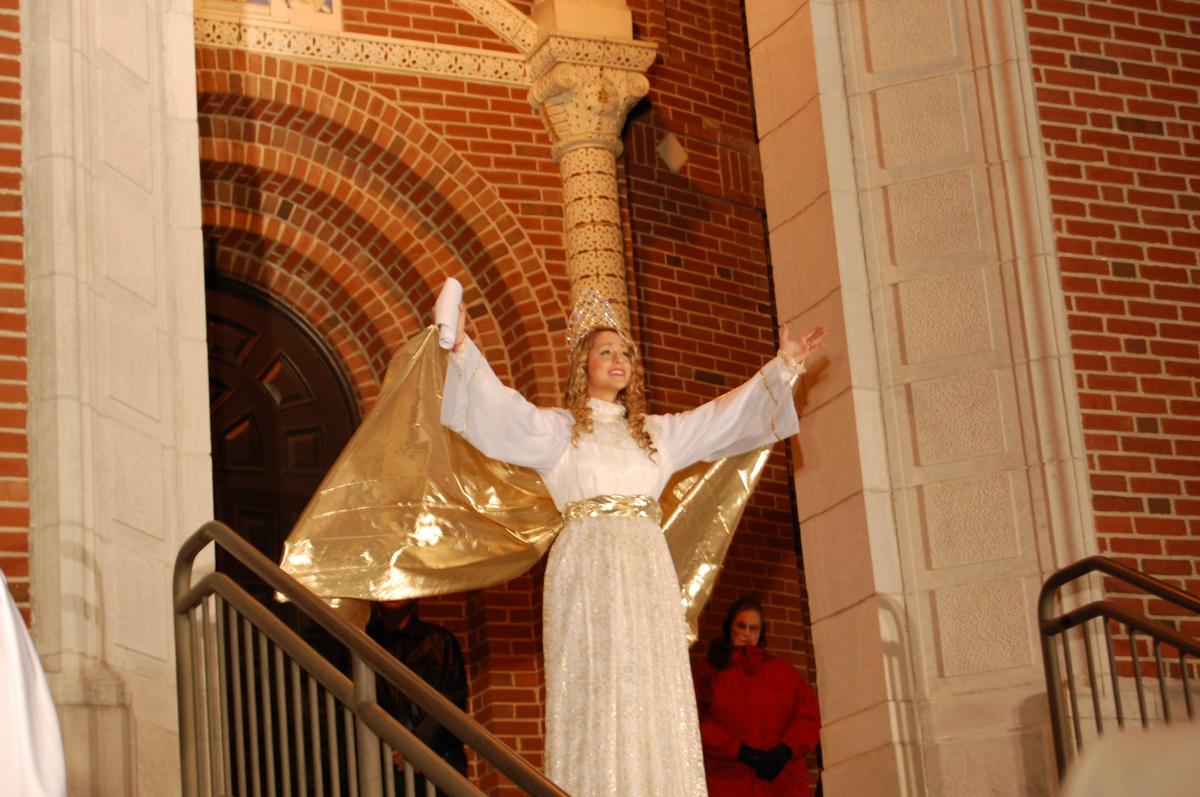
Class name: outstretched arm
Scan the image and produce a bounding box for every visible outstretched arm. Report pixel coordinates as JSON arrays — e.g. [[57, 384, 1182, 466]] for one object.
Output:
[[442, 339, 570, 471], [441, 304, 570, 471], [654, 324, 826, 472]]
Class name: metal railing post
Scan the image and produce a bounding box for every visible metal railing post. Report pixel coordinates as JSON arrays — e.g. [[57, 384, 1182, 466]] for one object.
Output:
[[174, 521, 570, 797], [175, 603, 200, 797], [353, 652, 384, 797], [1040, 626, 1071, 777], [1038, 555, 1200, 785]]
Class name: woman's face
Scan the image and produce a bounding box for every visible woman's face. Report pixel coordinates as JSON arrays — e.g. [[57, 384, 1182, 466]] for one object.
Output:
[[586, 330, 632, 402], [730, 608, 762, 647]]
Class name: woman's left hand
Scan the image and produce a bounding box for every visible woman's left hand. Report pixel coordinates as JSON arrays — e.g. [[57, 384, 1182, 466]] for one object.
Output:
[[780, 323, 827, 363]]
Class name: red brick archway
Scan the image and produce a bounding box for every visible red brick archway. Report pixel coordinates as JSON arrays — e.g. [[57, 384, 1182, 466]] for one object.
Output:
[[195, 49, 573, 783], [196, 48, 569, 407]]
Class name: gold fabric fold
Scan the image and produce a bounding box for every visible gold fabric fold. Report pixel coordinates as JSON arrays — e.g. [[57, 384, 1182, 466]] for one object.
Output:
[[279, 326, 775, 643], [280, 328, 562, 601], [661, 447, 773, 641]]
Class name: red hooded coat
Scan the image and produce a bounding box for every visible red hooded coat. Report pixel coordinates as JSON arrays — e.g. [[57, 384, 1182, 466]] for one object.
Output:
[[693, 647, 821, 796]]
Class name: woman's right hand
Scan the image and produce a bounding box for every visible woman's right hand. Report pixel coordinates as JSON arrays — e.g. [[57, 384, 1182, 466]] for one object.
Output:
[[780, 323, 826, 363]]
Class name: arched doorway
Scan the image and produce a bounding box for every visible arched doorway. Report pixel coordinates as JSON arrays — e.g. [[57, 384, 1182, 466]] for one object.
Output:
[[205, 272, 360, 603]]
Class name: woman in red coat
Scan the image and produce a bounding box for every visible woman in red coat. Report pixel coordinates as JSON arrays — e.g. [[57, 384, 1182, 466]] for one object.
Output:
[[693, 597, 821, 796]]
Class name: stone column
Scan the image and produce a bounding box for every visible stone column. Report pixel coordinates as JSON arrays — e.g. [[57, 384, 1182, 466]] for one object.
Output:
[[25, 1, 210, 793], [526, 21, 655, 322], [746, 0, 1096, 794]]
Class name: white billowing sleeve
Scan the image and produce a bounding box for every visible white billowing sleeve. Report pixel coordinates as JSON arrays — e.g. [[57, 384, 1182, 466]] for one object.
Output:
[[441, 337, 572, 472], [653, 356, 803, 473]]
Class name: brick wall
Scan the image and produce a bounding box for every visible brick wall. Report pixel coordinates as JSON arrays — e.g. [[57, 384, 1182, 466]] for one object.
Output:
[[624, 117, 811, 667], [343, 0, 532, 48], [623, 0, 814, 682], [1025, 0, 1200, 661], [0, 0, 27, 625], [198, 0, 813, 789], [623, 3, 817, 789]]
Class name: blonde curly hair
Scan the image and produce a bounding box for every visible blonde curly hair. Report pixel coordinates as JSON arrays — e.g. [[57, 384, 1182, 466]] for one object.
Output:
[[565, 327, 656, 455]]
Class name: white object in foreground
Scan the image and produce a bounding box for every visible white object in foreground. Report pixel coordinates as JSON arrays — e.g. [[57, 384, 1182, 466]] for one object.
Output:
[[0, 570, 66, 796], [434, 277, 463, 349]]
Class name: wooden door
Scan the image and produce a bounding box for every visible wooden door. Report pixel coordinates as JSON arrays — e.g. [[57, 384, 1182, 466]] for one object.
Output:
[[206, 275, 359, 603]]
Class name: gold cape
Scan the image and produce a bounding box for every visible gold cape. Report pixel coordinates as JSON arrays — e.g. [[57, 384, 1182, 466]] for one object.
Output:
[[279, 327, 775, 641]]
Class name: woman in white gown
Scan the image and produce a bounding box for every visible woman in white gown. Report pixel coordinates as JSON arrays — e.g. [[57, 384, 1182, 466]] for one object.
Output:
[[440, 296, 823, 797]]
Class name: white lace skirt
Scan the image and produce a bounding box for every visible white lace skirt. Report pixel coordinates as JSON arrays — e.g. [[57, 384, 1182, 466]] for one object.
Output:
[[542, 514, 708, 797]]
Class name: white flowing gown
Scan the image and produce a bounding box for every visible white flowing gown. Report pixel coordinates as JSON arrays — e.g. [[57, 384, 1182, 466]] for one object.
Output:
[[442, 339, 801, 797]]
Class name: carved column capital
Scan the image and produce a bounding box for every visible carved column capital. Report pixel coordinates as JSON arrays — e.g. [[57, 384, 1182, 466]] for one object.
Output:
[[526, 33, 655, 323], [527, 34, 655, 159]]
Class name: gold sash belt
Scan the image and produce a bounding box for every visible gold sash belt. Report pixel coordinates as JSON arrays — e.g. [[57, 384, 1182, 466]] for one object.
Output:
[[562, 494, 663, 526]]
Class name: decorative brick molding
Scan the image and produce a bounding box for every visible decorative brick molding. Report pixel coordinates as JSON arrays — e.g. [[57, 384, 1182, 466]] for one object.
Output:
[[194, 15, 528, 85], [195, 2, 654, 87], [453, 0, 538, 52]]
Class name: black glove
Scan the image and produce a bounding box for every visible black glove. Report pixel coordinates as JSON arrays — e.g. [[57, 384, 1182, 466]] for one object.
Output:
[[737, 743, 768, 772], [754, 743, 793, 782]]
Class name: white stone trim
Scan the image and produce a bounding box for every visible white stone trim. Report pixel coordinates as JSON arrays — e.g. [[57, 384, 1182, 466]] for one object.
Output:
[[452, 0, 538, 53], [527, 33, 657, 78], [194, 15, 529, 85], [199, 0, 343, 33], [193, 15, 659, 92], [26, 0, 211, 793]]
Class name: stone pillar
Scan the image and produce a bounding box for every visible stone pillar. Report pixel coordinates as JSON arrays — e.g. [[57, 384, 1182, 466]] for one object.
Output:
[[25, 1, 210, 793], [526, 27, 655, 322], [747, 0, 1096, 794]]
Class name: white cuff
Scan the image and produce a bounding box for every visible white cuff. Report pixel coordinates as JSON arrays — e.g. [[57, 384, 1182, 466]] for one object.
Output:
[[777, 349, 806, 380]]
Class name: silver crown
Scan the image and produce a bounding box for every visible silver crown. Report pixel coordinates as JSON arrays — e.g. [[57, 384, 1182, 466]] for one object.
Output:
[[565, 288, 630, 352]]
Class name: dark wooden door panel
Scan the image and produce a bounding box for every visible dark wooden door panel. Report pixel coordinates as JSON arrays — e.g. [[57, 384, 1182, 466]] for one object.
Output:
[[206, 276, 359, 603]]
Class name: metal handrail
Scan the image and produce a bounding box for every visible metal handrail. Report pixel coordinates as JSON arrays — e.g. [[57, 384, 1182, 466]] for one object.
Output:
[[1038, 555, 1200, 618], [1043, 601, 1200, 658], [174, 519, 568, 797], [188, 571, 478, 794], [1038, 555, 1200, 782]]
